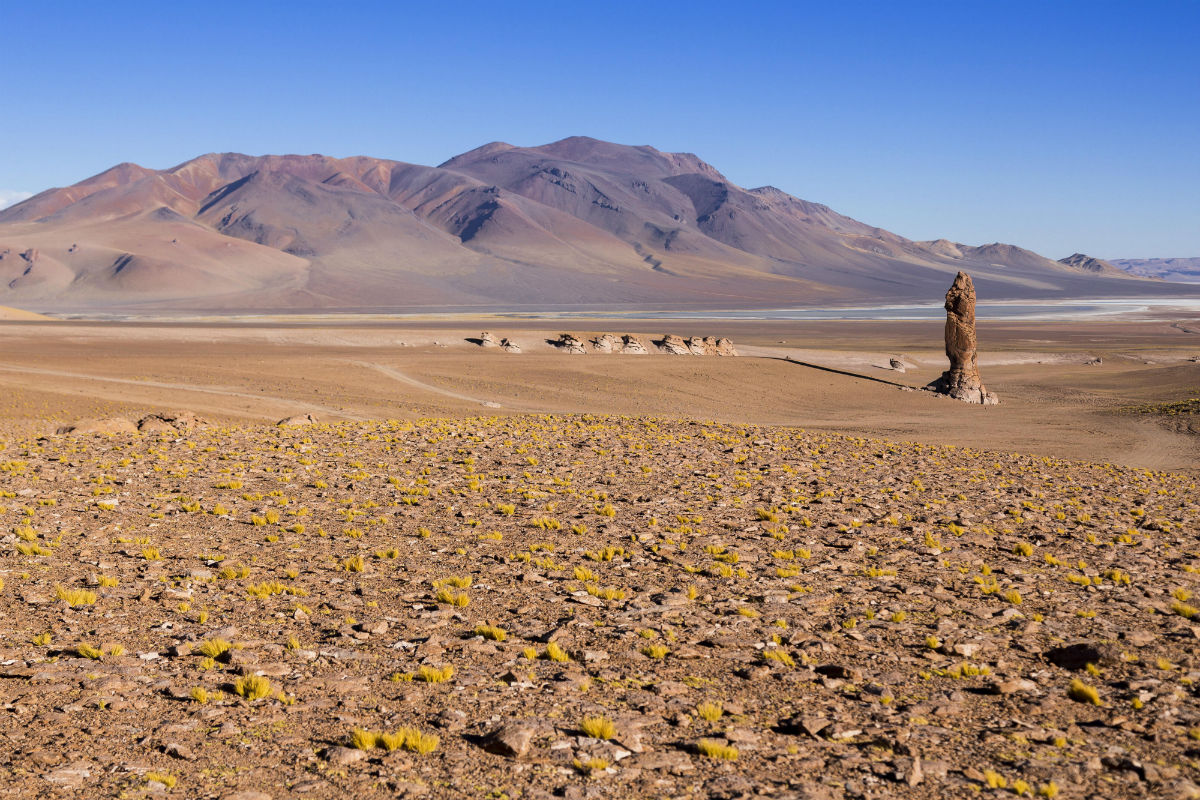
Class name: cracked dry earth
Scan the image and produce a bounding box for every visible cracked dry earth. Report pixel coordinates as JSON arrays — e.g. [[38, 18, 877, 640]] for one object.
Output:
[[2, 415, 1200, 800]]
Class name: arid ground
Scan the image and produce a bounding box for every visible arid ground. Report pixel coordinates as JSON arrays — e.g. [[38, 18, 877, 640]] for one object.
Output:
[[0, 317, 1198, 800], [0, 317, 1197, 471]]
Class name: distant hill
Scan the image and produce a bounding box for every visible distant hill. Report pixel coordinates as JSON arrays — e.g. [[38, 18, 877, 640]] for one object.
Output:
[[0, 304, 49, 320], [1110, 257, 1200, 283], [0, 136, 1184, 312], [1056, 253, 1127, 278]]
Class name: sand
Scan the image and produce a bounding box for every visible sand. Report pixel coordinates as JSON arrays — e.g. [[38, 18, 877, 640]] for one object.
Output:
[[0, 317, 1196, 472]]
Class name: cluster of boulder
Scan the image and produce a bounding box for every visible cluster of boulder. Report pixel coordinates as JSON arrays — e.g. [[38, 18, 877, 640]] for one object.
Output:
[[589, 333, 648, 354], [657, 334, 737, 356], [477, 332, 521, 353], [56, 411, 207, 435], [549, 333, 737, 356]]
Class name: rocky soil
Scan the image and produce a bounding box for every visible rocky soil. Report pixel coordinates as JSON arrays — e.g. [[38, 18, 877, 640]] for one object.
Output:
[[1, 415, 1199, 799]]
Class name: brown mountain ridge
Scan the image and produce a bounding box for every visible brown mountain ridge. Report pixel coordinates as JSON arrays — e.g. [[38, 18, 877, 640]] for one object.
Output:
[[0, 136, 1175, 312]]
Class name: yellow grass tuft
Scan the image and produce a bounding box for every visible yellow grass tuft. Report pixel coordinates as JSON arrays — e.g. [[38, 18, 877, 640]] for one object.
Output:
[[55, 586, 97, 606], [1067, 678, 1101, 706], [233, 674, 272, 701], [697, 738, 739, 760], [580, 715, 615, 740]]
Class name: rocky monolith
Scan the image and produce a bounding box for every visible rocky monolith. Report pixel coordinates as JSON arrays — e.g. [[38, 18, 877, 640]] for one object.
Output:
[[925, 272, 999, 405]]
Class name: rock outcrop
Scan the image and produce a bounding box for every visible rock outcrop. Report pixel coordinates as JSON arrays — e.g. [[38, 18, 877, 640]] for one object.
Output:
[[925, 272, 999, 405], [658, 334, 691, 355], [552, 334, 587, 354], [619, 335, 648, 354], [553, 332, 732, 355], [592, 333, 620, 353], [276, 414, 319, 427], [500, 338, 521, 353], [137, 411, 207, 433], [657, 335, 738, 356]]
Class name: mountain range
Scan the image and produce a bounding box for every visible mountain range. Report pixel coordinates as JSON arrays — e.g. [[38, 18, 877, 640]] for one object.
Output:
[[0, 136, 1187, 312], [1108, 257, 1200, 284]]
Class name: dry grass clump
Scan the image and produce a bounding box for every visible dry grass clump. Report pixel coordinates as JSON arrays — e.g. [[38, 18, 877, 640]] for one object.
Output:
[[641, 643, 669, 659], [545, 642, 572, 662], [233, 674, 272, 701], [697, 738, 739, 760], [54, 586, 97, 606], [1067, 678, 1102, 706], [580, 715, 615, 740], [436, 587, 470, 606], [197, 638, 232, 658], [376, 726, 439, 754], [473, 624, 507, 641], [416, 664, 454, 683], [144, 772, 177, 789]]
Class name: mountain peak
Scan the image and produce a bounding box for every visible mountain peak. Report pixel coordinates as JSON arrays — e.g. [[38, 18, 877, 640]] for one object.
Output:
[[1057, 252, 1126, 277]]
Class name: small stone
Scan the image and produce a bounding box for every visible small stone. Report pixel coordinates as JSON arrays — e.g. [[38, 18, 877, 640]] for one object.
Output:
[[652, 680, 689, 697], [325, 746, 366, 765], [481, 724, 536, 758], [815, 664, 863, 682], [1045, 642, 1120, 670], [433, 709, 467, 731], [164, 742, 196, 760], [44, 763, 90, 786], [906, 755, 924, 787], [988, 678, 1038, 695]]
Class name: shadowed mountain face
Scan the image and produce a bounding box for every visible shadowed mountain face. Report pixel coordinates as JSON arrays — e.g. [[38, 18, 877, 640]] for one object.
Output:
[[1056, 253, 1126, 278], [0, 136, 1179, 311]]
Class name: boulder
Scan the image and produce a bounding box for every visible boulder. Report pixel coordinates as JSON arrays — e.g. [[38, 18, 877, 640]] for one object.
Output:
[[924, 272, 999, 405], [500, 338, 521, 353], [552, 334, 587, 354], [56, 417, 138, 435], [138, 411, 206, 432], [137, 416, 175, 434], [480, 723, 537, 758], [592, 333, 620, 353], [619, 335, 648, 354], [714, 337, 737, 356], [478, 331, 500, 348], [658, 334, 691, 355], [889, 358, 906, 373]]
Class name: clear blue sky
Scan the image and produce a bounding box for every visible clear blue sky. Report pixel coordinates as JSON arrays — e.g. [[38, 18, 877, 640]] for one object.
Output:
[[2, 0, 1196, 259]]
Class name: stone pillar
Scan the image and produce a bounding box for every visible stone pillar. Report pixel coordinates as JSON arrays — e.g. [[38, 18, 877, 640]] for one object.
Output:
[[925, 272, 999, 405]]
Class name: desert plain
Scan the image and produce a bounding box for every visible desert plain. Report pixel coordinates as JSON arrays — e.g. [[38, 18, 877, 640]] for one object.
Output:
[[0, 313, 1198, 800]]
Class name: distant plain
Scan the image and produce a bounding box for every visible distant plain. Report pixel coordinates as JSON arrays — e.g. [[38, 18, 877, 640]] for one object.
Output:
[[2, 314, 1196, 473]]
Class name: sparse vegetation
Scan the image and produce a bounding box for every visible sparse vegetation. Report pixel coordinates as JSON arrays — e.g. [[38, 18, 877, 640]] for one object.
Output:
[[0, 410, 1194, 799]]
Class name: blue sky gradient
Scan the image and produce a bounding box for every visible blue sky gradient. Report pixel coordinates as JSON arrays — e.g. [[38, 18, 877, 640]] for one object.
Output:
[[2, 0, 1196, 258]]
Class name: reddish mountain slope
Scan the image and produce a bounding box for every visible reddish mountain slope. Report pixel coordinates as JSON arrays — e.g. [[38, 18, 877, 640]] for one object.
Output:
[[0, 137, 1172, 311]]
